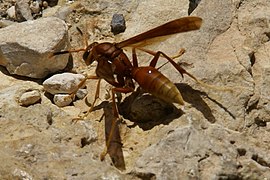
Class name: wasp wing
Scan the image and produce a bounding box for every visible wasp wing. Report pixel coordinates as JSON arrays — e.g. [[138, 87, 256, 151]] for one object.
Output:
[[116, 16, 202, 49]]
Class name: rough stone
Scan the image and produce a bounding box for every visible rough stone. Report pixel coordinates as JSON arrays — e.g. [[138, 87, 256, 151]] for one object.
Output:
[[53, 94, 74, 107], [30, 1, 41, 14], [111, 14, 126, 35], [134, 124, 270, 179], [0, 17, 69, 78], [15, 0, 33, 22], [42, 3, 82, 20], [0, 19, 16, 28], [0, 0, 270, 179], [42, 5, 62, 17], [42, 1, 49, 8], [43, 72, 85, 94], [12, 168, 34, 180], [6, 6, 16, 20], [245, 41, 270, 125], [75, 88, 88, 99], [0, 81, 125, 179], [19, 89, 42, 106]]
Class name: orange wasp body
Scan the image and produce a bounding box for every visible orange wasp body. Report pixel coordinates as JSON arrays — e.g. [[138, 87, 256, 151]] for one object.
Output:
[[71, 16, 202, 103], [54, 16, 202, 168]]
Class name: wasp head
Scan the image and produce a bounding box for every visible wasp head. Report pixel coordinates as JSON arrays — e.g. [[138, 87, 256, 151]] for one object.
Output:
[[83, 42, 98, 65]]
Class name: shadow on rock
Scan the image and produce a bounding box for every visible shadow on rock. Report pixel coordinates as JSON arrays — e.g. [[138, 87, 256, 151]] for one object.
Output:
[[119, 90, 184, 131], [89, 101, 126, 171], [176, 83, 235, 123], [0, 54, 73, 84], [0, 66, 43, 83], [176, 83, 216, 123]]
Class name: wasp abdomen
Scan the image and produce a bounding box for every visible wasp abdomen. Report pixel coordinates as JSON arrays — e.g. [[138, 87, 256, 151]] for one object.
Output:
[[131, 67, 184, 105]]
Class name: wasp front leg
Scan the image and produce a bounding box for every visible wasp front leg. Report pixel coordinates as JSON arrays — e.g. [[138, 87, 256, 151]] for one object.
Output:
[[72, 76, 101, 123]]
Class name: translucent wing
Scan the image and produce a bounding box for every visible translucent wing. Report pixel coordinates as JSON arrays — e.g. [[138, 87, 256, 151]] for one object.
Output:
[[116, 16, 202, 49]]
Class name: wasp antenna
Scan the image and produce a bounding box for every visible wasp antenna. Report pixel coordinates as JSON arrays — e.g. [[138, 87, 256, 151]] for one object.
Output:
[[52, 48, 87, 57], [53, 50, 71, 56]]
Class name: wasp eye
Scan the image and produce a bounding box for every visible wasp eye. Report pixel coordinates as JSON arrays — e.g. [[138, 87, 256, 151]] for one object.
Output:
[[83, 50, 90, 60]]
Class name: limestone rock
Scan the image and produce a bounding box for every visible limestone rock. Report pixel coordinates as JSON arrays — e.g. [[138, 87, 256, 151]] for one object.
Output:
[[53, 94, 74, 107], [0, 81, 125, 179], [0, 19, 16, 28], [19, 89, 41, 106], [43, 72, 87, 107], [43, 72, 85, 94], [245, 42, 270, 125], [6, 6, 16, 20], [75, 88, 88, 99], [42, 5, 61, 18], [15, 0, 33, 22], [0, 82, 43, 108], [12, 168, 33, 180], [30, 1, 41, 14], [0, 0, 270, 179], [42, 3, 82, 21], [0, 17, 69, 78], [134, 124, 270, 179]]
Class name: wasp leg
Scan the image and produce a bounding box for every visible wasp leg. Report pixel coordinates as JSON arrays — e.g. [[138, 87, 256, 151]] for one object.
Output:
[[100, 87, 133, 161]]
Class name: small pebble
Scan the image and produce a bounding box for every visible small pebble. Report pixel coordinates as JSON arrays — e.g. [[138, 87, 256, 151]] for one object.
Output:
[[110, 14, 126, 35], [54, 94, 74, 107], [43, 73, 86, 95], [19, 90, 41, 106], [42, 1, 49, 8], [15, 0, 33, 22], [6, 6, 16, 20], [12, 168, 33, 180], [30, 1, 41, 14], [76, 88, 88, 99]]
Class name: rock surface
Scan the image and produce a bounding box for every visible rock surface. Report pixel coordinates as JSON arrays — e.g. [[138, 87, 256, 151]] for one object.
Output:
[[15, 0, 33, 22], [53, 94, 74, 107], [0, 0, 270, 179], [0, 17, 69, 78], [18, 89, 42, 106], [43, 72, 86, 94]]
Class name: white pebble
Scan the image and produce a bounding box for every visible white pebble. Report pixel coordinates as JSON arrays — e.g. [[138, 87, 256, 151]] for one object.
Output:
[[7, 6, 16, 20], [43, 72, 86, 95], [53, 94, 74, 107], [19, 90, 41, 106]]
